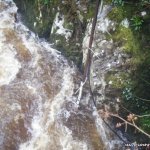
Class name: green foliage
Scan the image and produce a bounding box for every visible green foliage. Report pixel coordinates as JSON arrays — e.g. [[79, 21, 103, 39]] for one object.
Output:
[[43, 0, 49, 5], [106, 0, 150, 141], [113, 25, 140, 54], [112, 0, 124, 6], [108, 7, 124, 22], [123, 90, 144, 110], [86, 5, 95, 19], [121, 68, 150, 134], [122, 80, 137, 103], [139, 113, 150, 133], [140, 0, 150, 5], [106, 72, 129, 88], [122, 80, 150, 137], [122, 87, 133, 101], [130, 16, 144, 31]]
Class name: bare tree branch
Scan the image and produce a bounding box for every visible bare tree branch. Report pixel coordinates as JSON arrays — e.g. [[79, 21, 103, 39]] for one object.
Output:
[[119, 103, 150, 118], [135, 96, 150, 102], [110, 113, 150, 138]]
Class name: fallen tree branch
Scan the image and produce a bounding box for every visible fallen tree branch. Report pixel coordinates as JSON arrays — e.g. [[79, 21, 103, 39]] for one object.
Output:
[[137, 114, 150, 118], [135, 95, 150, 102], [119, 103, 150, 118], [83, 0, 101, 81], [98, 109, 150, 138], [75, 77, 87, 105], [110, 113, 150, 138]]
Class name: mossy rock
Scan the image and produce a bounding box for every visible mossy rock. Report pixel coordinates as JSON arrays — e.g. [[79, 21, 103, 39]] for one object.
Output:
[[106, 72, 129, 89], [108, 7, 125, 22], [113, 25, 140, 54]]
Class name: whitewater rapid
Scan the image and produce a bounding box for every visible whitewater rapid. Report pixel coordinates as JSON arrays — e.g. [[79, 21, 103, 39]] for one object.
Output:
[[0, 0, 124, 149]]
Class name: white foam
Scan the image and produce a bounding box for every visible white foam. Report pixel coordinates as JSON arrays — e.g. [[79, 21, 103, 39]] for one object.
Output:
[[0, 44, 21, 86], [51, 13, 72, 41], [97, 18, 111, 33], [0, 1, 123, 149], [59, 125, 88, 150], [19, 97, 50, 150], [0, 0, 17, 29]]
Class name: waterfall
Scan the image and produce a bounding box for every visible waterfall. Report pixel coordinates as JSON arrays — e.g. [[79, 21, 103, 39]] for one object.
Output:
[[0, 0, 124, 150]]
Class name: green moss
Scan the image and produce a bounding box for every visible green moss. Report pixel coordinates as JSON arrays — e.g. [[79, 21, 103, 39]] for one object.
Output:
[[113, 25, 140, 54], [139, 115, 150, 133], [51, 32, 83, 68], [105, 1, 150, 142], [63, 21, 73, 30], [106, 72, 129, 88], [86, 6, 94, 19], [84, 1, 98, 20], [104, 0, 112, 5], [108, 7, 125, 22]]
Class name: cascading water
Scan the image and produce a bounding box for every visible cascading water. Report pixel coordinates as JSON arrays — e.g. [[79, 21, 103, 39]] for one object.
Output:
[[0, 0, 124, 150]]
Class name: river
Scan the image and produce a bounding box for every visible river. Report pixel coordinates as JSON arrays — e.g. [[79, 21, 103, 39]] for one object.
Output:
[[0, 0, 124, 149]]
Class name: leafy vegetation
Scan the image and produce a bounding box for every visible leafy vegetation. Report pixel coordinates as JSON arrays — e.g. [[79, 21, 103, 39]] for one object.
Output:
[[106, 0, 150, 142], [113, 25, 140, 53], [112, 0, 124, 6], [130, 15, 144, 30]]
